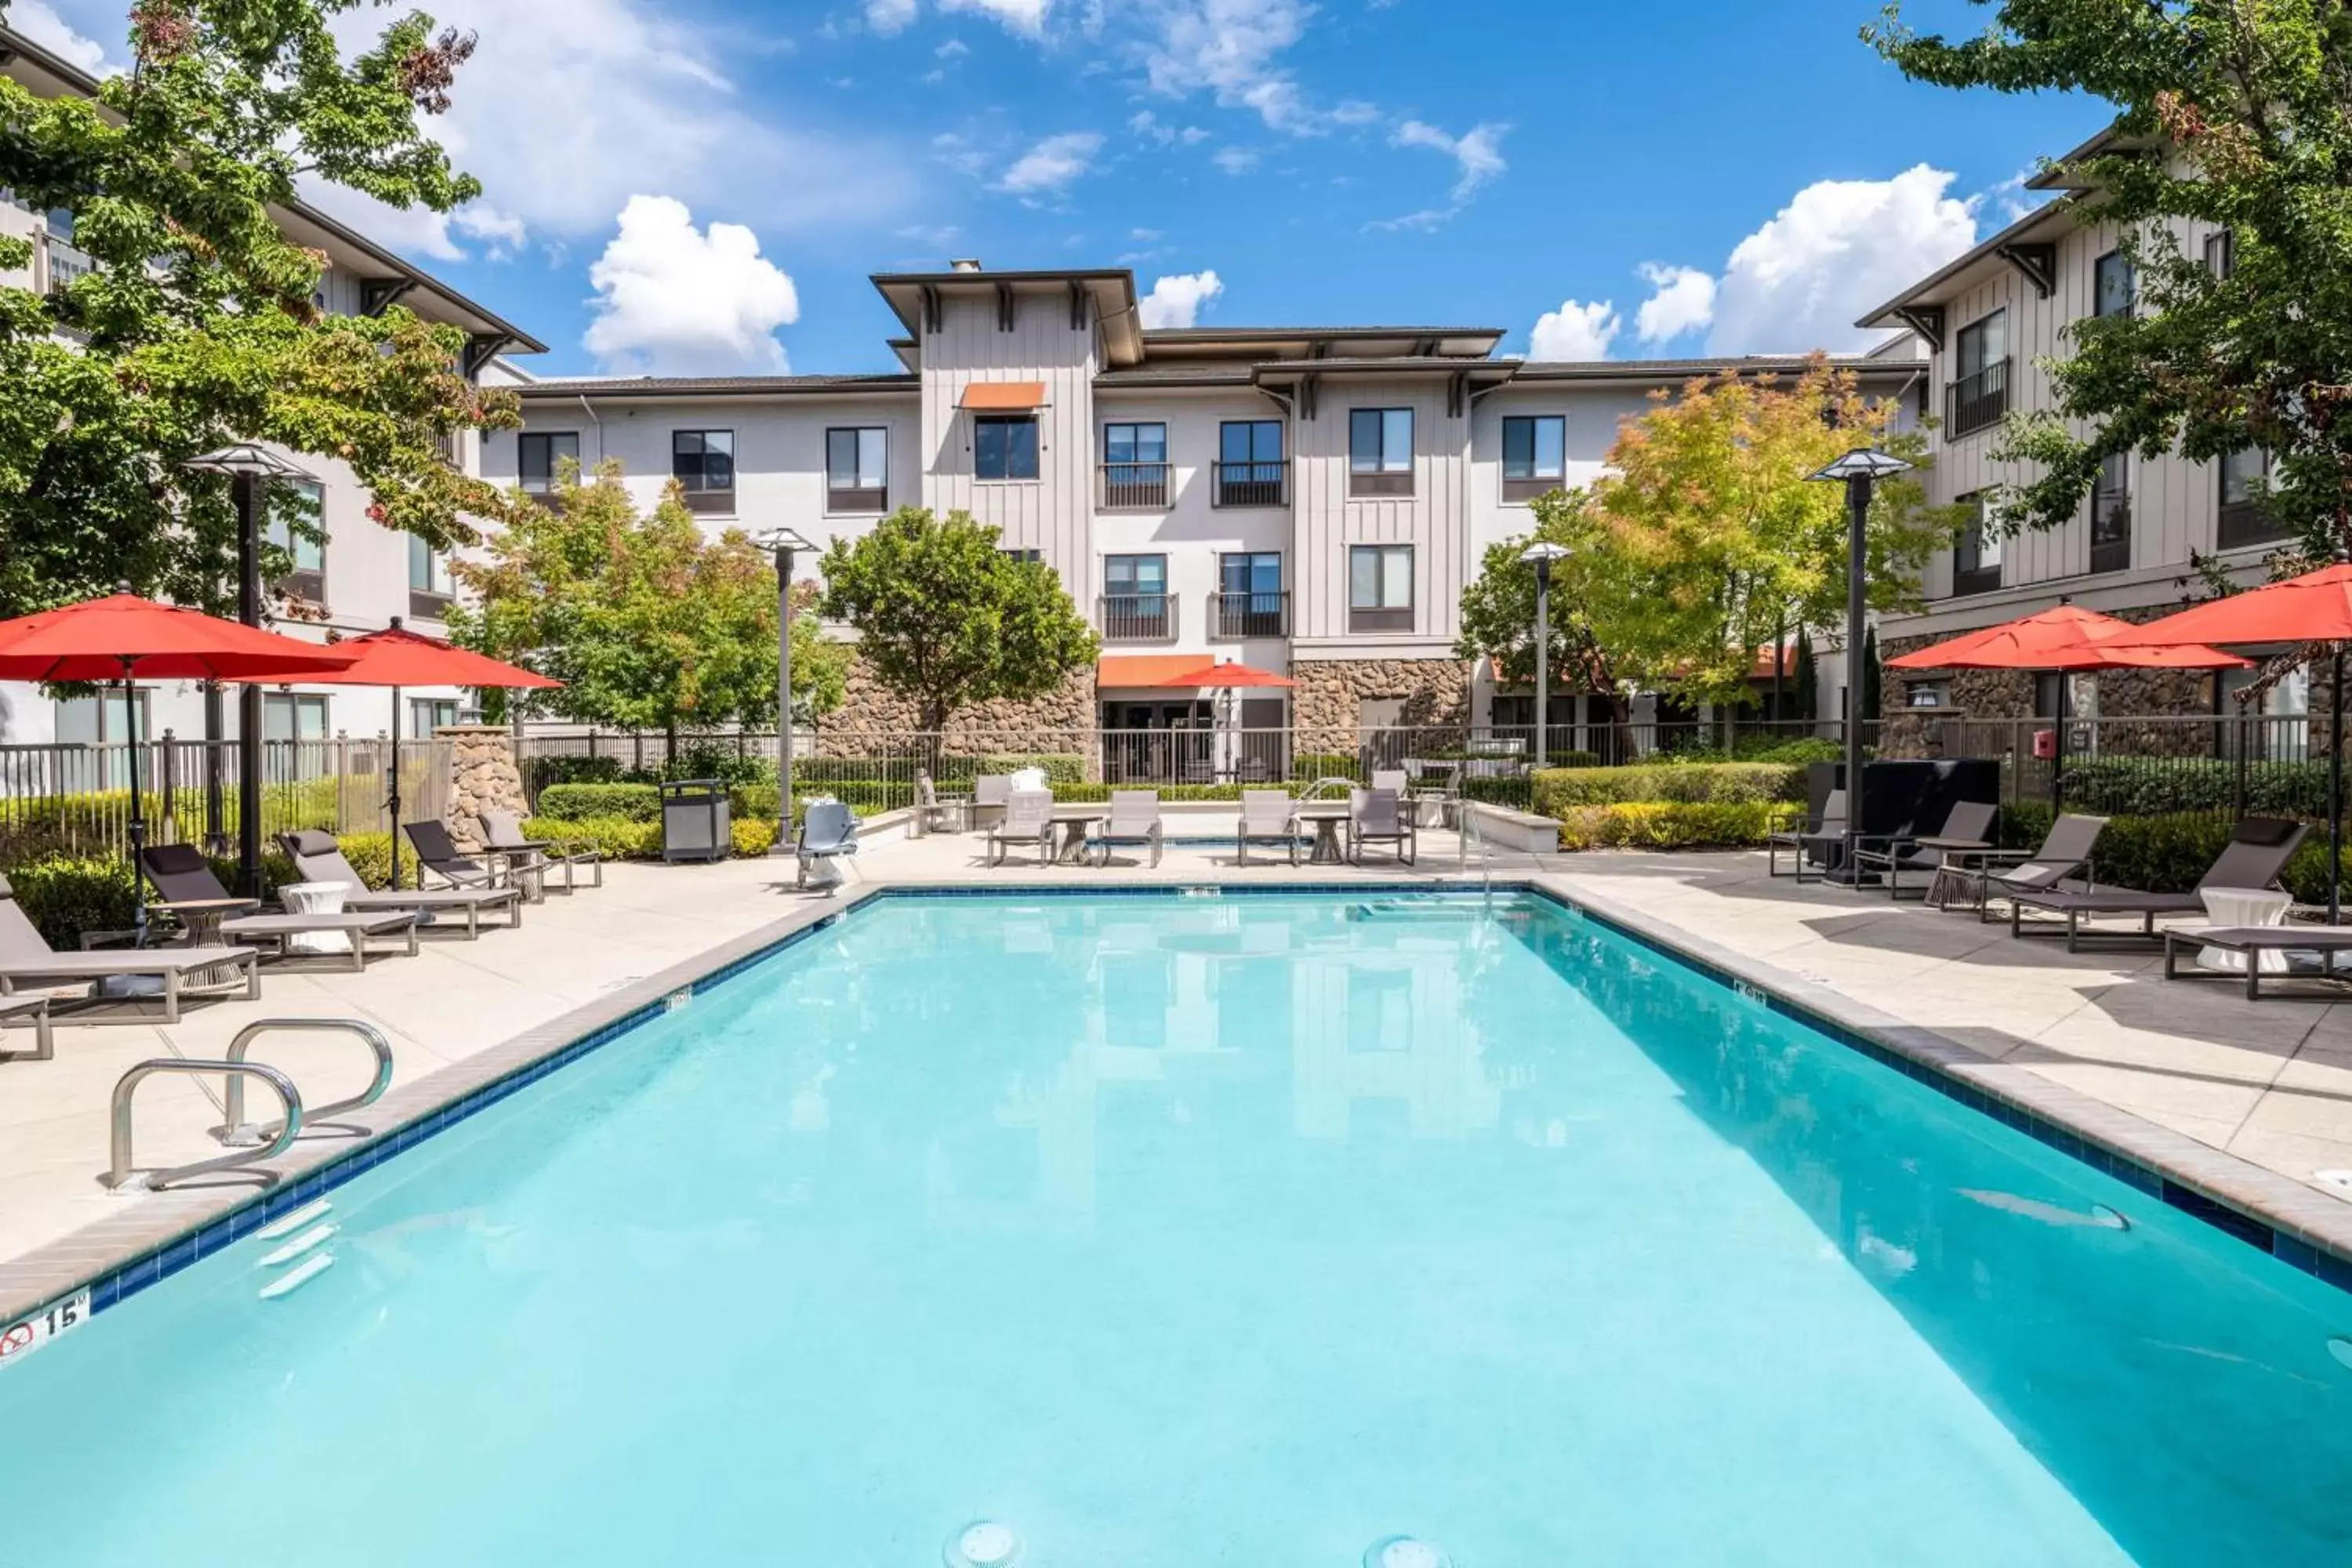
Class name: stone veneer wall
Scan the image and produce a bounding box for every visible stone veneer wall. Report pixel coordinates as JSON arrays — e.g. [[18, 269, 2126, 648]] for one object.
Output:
[[1292, 659, 1472, 754], [818, 656, 1097, 757], [441, 725, 528, 851]]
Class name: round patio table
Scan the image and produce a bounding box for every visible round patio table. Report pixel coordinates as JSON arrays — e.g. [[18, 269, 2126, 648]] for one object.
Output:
[[1050, 804, 1108, 865], [1294, 802, 1352, 866]]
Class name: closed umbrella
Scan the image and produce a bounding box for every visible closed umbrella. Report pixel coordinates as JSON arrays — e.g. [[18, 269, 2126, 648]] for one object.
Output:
[[0, 589, 359, 941]]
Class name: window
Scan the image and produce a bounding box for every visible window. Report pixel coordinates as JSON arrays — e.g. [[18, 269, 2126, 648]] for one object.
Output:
[[671, 430, 735, 513], [1101, 422, 1169, 507], [1348, 544, 1414, 632], [1215, 552, 1286, 637], [1101, 554, 1171, 640], [826, 427, 888, 513], [2205, 229, 2234, 279], [1348, 408, 1414, 496], [409, 697, 459, 734], [1217, 420, 1287, 506], [2090, 451, 2131, 572], [518, 432, 579, 499], [975, 414, 1040, 481], [1947, 310, 2009, 436], [263, 693, 330, 743], [2092, 250, 2134, 318], [1001, 547, 1044, 564], [2219, 448, 2283, 547], [1953, 494, 2002, 596], [1501, 415, 1567, 503], [266, 481, 326, 604], [409, 533, 453, 620], [54, 688, 150, 786]]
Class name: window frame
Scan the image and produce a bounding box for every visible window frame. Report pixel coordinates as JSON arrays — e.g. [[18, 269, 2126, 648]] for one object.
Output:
[[266, 480, 327, 605], [2218, 448, 2284, 548], [408, 533, 454, 622], [2205, 229, 2234, 279], [1214, 551, 1287, 638], [2090, 451, 2132, 573], [824, 426, 890, 514], [670, 429, 737, 514], [261, 691, 332, 744], [408, 697, 460, 735], [2092, 249, 2134, 319], [1215, 419, 1287, 507], [974, 413, 1041, 482], [1953, 494, 2002, 597], [1100, 420, 1170, 508], [1501, 413, 1567, 503], [1347, 543, 1415, 632], [1947, 310, 2011, 437], [517, 431, 579, 502], [1348, 407, 1415, 497]]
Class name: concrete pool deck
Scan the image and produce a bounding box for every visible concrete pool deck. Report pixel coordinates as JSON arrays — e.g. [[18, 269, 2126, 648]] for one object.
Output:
[[5, 824, 2352, 1323]]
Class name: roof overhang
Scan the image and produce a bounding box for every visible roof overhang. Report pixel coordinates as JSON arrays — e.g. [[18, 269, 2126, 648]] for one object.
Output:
[[1854, 201, 2075, 336], [870, 269, 1144, 366], [514, 375, 920, 401], [1141, 325, 1506, 362]]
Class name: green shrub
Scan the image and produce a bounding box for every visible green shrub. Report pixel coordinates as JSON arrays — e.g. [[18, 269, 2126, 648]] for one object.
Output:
[[1290, 753, 1363, 782], [522, 815, 665, 860], [525, 753, 626, 790], [1534, 761, 1806, 812], [1551, 750, 1602, 769], [2, 854, 140, 949], [536, 782, 662, 822], [2060, 757, 2337, 818], [966, 753, 1086, 784], [1460, 776, 1535, 808], [731, 818, 780, 857], [1555, 801, 1796, 851]]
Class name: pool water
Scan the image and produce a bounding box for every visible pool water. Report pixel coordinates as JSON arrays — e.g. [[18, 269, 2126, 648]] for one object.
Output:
[[2, 892, 2348, 1566]]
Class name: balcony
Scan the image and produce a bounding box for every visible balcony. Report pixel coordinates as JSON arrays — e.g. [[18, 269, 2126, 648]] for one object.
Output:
[[1211, 590, 1290, 639], [1098, 592, 1176, 642], [38, 232, 94, 296], [1099, 462, 1171, 510], [1944, 358, 2011, 437], [826, 485, 888, 514], [1214, 460, 1288, 508]]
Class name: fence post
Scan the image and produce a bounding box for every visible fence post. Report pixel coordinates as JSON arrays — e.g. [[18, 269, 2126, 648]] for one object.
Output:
[[2234, 714, 2250, 823], [633, 731, 644, 773], [587, 728, 600, 765], [158, 730, 176, 842]]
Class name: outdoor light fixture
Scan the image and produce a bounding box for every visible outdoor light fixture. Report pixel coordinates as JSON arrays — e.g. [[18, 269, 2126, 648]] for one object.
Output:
[[1806, 448, 1910, 884], [1518, 542, 1572, 776], [758, 527, 819, 857]]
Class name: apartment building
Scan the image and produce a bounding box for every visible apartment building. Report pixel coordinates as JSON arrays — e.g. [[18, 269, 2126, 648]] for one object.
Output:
[[0, 24, 545, 757], [490, 262, 1923, 757]]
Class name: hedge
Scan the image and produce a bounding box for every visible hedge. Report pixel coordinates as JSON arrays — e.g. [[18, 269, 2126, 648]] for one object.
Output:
[[1556, 801, 1796, 851], [1998, 800, 2352, 903], [1534, 761, 1806, 813], [522, 815, 782, 862], [536, 782, 663, 822], [0, 831, 398, 949], [2059, 757, 2339, 819]]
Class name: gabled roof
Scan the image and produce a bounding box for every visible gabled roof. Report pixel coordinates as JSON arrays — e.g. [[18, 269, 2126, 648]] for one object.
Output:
[[1853, 200, 2074, 330], [869, 268, 1144, 366]]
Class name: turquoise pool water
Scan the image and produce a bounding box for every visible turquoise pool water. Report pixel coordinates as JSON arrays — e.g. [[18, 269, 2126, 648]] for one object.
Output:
[[2, 891, 2348, 1566]]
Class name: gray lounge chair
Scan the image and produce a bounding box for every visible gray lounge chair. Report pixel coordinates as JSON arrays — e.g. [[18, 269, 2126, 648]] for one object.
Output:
[[278, 830, 522, 938], [403, 819, 505, 891], [1236, 789, 1304, 866], [1767, 789, 1846, 883], [985, 789, 1054, 868], [1853, 800, 1998, 901], [0, 872, 260, 1023], [1973, 812, 2111, 922], [140, 844, 418, 972], [483, 808, 604, 891], [1092, 790, 1163, 867], [971, 775, 1013, 832], [1348, 787, 1417, 866], [1, 992, 54, 1062], [2005, 816, 2309, 951], [796, 800, 860, 891]]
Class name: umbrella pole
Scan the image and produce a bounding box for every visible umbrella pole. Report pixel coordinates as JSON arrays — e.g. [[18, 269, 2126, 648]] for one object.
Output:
[[389, 685, 404, 891], [2332, 648, 2343, 924], [121, 659, 147, 946], [2053, 671, 2069, 815]]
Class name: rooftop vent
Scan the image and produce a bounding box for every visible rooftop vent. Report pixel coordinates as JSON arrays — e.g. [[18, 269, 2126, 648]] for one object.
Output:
[[949, 257, 983, 273]]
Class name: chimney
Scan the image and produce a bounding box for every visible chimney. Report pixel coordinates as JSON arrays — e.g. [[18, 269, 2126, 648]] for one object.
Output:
[[948, 257, 983, 273]]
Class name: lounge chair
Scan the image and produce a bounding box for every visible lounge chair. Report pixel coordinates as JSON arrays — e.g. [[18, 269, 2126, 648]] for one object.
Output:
[[1348, 787, 1417, 866], [1, 992, 54, 1062], [278, 830, 523, 938], [403, 821, 527, 904], [2003, 816, 2309, 951], [1766, 789, 1846, 883], [1092, 790, 1163, 867], [0, 871, 260, 1023], [914, 771, 971, 835], [140, 844, 418, 972], [971, 775, 1013, 832], [985, 789, 1055, 868], [1852, 800, 1998, 901], [483, 808, 604, 891], [796, 799, 860, 891], [1970, 813, 2111, 924], [1236, 789, 1305, 866]]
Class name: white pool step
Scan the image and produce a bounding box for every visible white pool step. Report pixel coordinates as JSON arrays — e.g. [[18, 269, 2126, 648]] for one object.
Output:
[[255, 1200, 332, 1240], [259, 1225, 338, 1268], [258, 1253, 336, 1301]]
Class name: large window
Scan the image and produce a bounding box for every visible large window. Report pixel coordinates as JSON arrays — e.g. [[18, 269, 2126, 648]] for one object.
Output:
[[2092, 250, 2134, 318], [1348, 408, 1414, 496], [826, 427, 888, 513], [1348, 543, 1414, 632], [518, 432, 578, 499], [1217, 419, 1286, 506], [2219, 448, 2283, 547], [1947, 309, 2009, 437], [263, 692, 330, 743], [1101, 421, 1169, 508], [671, 429, 735, 513], [409, 697, 460, 734], [54, 688, 150, 787], [1101, 554, 1171, 641], [1215, 551, 1286, 637], [2205, 229, 2235, 279], [1953, 494, 2002, 596], [975, 414, 1040, 481], [266, 481, 326, 604], [409, 533, 453, 621], [2090, 452, 2131, 573], [1501, 414, 1566, 503]]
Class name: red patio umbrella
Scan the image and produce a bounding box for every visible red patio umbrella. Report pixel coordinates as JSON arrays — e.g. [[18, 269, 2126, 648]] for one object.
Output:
[[239, 616, 559, 889], [0, 590, 360, 940], [1160, 662, 1295, 689]]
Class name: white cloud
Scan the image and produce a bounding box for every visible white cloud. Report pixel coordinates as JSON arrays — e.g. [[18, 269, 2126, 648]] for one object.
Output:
[[583, 194, 800, 376], [1135, 0, 1345, 134], [1392, 119, 1507, 201], [937, 38, 971, 56], [1137, 270, 1223, 328], [1211, 146, 1259, 174], [942, 0, 1052, 34], [1633, 262, 1716, 343], [996, 131, 1105, 196], [11, 0, 112, 72], [866, 0, 919, 33], [1531, 299, 1620, 361], [1707, 164, 1978, 355]]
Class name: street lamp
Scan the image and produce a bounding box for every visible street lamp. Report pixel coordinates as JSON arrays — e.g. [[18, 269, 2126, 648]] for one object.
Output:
[[1518, 542, 1572, 774], [183, 442, 321, 895], [758, 526, 818, 855], [1806, 447, 1911, 884]]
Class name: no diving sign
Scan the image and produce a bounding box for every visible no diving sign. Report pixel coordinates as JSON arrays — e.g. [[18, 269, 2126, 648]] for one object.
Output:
[[0, 1290, 89, 1370]]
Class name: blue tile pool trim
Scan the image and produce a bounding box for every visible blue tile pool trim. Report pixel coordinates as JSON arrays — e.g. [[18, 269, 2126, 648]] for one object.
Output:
[[34, 879, 2352, 1335]]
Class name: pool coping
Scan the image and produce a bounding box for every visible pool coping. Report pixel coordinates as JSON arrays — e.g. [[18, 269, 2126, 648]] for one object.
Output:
[[5, 873, 2350, 1345]]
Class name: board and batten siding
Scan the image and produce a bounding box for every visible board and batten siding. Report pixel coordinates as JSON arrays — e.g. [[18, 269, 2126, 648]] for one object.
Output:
[[1291, 378, 1472, 648], [920, 292, 1098, 601]]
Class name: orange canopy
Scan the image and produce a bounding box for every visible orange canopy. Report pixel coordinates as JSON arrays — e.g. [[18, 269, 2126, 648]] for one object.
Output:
[[959, 381, 1047, 412], [239, 620, 561, 690], [2109, 561, 2352, 649], [1886, 604, 2248, 673], [0, 592, 361, 683], [1097, 656, 1294, 690]]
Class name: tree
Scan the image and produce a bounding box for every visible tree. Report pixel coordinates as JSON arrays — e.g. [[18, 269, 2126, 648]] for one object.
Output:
[[1860, 624, 1883, 725], [1792, 625, 1818, 722], [447, 461, 847, 746], [1454, 488, 1613, 694], [1868, 1, 2352, 552], [1535, 360, 1947, 709], [817, 506, 1099, 733], [0, 0, 517, 618]]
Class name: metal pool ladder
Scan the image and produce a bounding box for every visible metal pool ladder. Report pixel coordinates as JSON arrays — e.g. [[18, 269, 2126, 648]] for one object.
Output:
[[105, 1018, 395, 1191], [1456, 797, 1495, 913], [220, 1018, 394, 1145]]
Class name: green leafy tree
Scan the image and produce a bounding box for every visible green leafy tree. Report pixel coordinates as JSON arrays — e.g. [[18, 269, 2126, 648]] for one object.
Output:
[[1454, 488, 1613, 692], [817, 506, 1100, 733], [448, 461, 847, 747], [1860, 624, 1882, 724], [0, 0, 517, 617], [1792, 625, 1818, 722], [1868, 0, 2352, 551]]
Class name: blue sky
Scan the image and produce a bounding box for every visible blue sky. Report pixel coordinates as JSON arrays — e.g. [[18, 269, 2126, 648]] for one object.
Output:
[[26, 0, 2109, 376]]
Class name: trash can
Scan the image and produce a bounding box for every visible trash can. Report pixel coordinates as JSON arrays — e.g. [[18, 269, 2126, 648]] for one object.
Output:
[[659, 779, 732, 863]]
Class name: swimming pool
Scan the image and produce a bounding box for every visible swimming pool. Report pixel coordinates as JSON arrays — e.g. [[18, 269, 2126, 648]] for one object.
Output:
[[2, 890, 2347, 1566]]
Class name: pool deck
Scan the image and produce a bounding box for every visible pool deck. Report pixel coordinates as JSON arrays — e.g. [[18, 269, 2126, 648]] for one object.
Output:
[[5, 821, 2352, 1324]]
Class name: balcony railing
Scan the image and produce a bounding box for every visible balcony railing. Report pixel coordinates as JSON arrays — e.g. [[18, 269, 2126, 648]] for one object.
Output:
[[1211, 590, 1290, 639], [1214, 460, 1288, 508], [1099, 462, 1171, 510], [1098, 592, 1176, 642], [1944, 358, 2011, 437]]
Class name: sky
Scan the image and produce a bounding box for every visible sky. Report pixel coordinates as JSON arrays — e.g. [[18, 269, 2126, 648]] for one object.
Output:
[[16, 0, 2108, 379]]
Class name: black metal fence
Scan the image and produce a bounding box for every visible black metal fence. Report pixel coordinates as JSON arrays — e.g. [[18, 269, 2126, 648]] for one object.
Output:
[[1915, 713, 2334, 822]]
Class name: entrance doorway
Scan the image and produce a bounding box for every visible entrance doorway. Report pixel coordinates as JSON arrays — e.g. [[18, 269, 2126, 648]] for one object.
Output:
[[1102, 700, 1213, 783]]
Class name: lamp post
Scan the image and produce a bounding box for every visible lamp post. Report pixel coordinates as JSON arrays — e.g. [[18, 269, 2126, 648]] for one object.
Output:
[[1519, 542, 1571, 775], [1806, 448, 1911, 884], [183, 443, 321, 895], [758, 527, 817, 854]]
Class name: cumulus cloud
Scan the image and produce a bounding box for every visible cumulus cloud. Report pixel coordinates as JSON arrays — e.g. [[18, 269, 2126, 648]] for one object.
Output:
[[12, 0, 113, 72], [1392, 119, 1508, 201], [1634, 263, 1717, 343], [1531, 299, 1620, 362], [996, 131, 1105, 196], [583, 195, 800, 376], [943, 0, 1052, 32], [1211, 146, 1259, 174], [1135, 0, 1346, 134], [866, 0, 919, 32], [1706, 164, 1977, 355], [1137, 270, 1223, 328]]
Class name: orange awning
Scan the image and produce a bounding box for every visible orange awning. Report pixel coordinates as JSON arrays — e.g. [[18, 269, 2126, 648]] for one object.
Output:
[[959, 380, 1046, 411], [1098, 656, 1294, 690]]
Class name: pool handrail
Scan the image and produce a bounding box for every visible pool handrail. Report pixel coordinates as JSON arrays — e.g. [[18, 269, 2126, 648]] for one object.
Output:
[[221, 1018, 394, 1145], [107, 1061, 303, 1191]]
